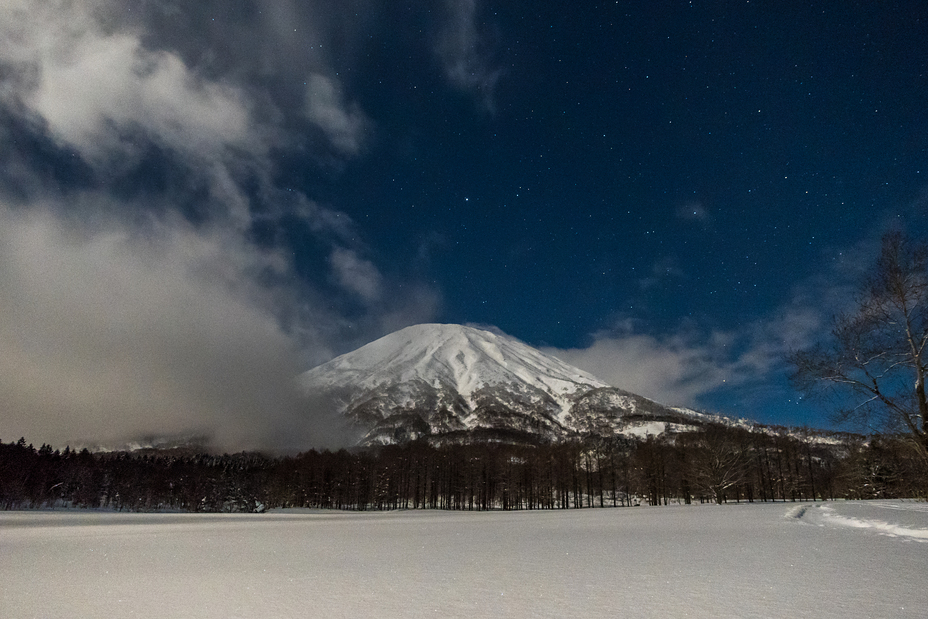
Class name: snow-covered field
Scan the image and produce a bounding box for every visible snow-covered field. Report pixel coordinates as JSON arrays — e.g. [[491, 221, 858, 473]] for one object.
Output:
[[2, 501, 926, 618]]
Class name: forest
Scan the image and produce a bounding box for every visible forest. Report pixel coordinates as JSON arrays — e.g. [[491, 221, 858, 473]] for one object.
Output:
[[2, 423, 926, 513]]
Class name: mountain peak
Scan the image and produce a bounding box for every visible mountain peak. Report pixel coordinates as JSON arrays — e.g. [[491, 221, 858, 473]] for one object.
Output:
[[299, 323, 698, 445], [302, 323, 610, 397]]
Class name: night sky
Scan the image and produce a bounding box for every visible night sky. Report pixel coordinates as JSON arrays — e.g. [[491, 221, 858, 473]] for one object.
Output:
[[1, 1, 926, 449]]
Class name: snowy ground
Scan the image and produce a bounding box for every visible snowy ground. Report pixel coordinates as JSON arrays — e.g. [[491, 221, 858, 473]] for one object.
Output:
[[2, 501, 926, 618]]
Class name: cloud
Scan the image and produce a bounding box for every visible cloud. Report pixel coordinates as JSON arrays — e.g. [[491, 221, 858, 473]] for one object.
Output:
[[675, 201, 710, 223], [0, 1, 440, 451], [0, 201, 354, 451], [546, 321, 799, 410], [0, 0, 275, 230], [36, 37, 252, 161], [638, 256, 686, 290], [329, 247, 383, 303], [545, 329, 743, 406], [305, 74, 371, 156], [545, 238, 871, 410], [2, 2, 256, 162], [434, 0, 502, 111], [0, 195, 443, 451]]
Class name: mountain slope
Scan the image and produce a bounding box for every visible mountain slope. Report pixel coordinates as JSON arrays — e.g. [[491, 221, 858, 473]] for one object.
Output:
[[303, 323, 609, 398], [299, 323, 710, 445]]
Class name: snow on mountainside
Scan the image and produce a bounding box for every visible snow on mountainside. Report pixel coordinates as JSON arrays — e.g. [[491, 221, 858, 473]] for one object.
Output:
[[302, 323, 609, 399], [300, 323, 719, 445]]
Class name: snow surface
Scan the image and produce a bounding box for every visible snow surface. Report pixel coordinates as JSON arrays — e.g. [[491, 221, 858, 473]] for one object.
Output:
[[622, 420, 683, 437], [3, 501, 927, 618], [300, 323, 609, 400]]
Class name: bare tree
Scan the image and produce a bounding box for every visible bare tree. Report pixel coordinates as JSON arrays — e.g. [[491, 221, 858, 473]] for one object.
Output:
[[689, 427, 750, 504], [789, 231, 928, 463]]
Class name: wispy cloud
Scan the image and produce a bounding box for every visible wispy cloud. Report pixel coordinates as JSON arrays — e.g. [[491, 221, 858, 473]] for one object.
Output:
[[434, 0, 503, 111], [329, 247, 384, 303], [544, 236, 876, 412], [638, 255, 686, 290], [305, 74, 371, 156], [675, 201, 710, 222], [3, 2, 257, 156], [545, 326, 750, 407]]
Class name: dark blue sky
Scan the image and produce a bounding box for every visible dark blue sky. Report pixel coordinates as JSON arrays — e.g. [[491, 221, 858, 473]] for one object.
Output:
[[347, 1, 924, 342], [1, 1, 926, 447]]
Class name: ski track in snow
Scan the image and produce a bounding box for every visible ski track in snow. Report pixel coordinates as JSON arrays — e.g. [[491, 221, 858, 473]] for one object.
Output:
[[2, 501, 927, 618], [789, 500, 928, 542]]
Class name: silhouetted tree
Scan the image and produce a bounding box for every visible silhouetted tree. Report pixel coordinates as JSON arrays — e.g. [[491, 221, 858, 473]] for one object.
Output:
[[690, 427, 749, 504], [790, 231, 928, 467]]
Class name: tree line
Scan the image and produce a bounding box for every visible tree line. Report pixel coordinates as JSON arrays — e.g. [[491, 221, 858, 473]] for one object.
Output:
[[2, 423, 925, 513]]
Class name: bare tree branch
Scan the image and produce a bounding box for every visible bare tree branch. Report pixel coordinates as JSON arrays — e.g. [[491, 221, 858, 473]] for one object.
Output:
[[787, 231, 928, 461]]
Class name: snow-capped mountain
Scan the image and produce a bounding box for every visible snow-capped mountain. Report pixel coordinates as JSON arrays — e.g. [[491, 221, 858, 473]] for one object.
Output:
[[300, 323, 716, 445]]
